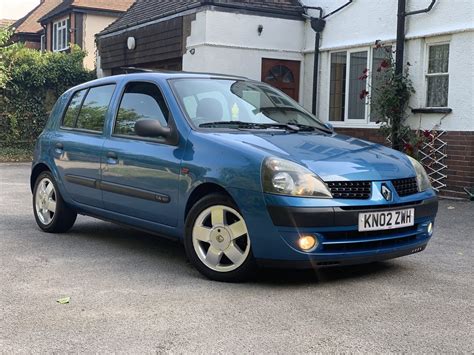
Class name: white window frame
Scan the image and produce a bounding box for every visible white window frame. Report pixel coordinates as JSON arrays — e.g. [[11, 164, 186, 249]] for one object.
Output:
[[52, 19, 69, 52], [328, 45, 394, 128], [424, 40, 450, 108]]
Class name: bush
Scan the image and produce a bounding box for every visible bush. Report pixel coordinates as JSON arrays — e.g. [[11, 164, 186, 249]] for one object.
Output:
[[0, 28, 95, 149]]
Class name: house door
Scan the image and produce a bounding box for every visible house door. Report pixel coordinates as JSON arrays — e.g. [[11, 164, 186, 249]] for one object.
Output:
[[261, 59, 301, 101]]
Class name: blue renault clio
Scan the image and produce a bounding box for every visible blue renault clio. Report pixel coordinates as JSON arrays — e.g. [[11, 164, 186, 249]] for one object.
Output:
[[31, 72, 438, 281]]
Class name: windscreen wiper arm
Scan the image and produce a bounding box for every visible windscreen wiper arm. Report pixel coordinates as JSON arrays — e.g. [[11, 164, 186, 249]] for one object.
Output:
[[199, 121, 300, 132]]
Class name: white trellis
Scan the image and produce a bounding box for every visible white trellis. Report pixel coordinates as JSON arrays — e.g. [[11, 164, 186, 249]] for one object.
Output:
[[419, 130, 448, 192], [386, 130, 448, 192]]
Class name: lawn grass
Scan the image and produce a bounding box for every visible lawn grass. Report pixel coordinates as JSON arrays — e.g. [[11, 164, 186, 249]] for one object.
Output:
[[0, 146, 33, 162]]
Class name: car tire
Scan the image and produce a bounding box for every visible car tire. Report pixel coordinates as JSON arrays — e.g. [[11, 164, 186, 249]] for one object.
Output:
[[33, 171, 77, 233], [184, 193, 256, 282]]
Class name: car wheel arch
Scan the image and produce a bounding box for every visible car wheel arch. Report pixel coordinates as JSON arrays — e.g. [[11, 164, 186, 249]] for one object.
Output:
[[30, 163, 51, 192], [184, 182, 235, 220]]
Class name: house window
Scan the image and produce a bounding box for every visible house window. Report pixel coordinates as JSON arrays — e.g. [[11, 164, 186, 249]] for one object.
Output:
[[52, 19, 69, 52], [329, 52, 346, 121], [426, 43, 449, 107], [329, 46, 392, 124]]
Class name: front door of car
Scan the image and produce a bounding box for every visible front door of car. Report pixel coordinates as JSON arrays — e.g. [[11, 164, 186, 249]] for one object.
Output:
[[53, 84, 116, 208], [101, 81, 181, 227]]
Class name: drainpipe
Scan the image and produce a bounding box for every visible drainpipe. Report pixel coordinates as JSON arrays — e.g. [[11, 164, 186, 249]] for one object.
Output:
[[300, 5, 323, 115], [310, 16, 325, 115], [393, 0, 437, 150], [304, 1, 353, 115]]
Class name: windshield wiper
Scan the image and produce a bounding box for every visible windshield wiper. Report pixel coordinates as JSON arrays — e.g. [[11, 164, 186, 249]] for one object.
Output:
[[199, 121, 300, 132], [257, 107, 332, 134]]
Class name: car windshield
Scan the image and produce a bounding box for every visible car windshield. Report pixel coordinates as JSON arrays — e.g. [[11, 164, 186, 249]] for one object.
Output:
[[170, 78, 329, 132]]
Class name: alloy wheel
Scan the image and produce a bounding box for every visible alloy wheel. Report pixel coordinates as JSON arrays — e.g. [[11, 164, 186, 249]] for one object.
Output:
[[35, 177, 57, 225], [192, 205, 250, 272]]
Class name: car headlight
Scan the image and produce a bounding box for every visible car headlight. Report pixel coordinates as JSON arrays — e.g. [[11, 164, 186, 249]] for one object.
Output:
[[262, 157, 332, 198], [408, 156, 432, 192]]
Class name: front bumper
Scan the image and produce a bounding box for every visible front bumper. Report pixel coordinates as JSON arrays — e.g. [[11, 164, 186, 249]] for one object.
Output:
[[228, 188, 438, 268], [257, 242, 429, 269]]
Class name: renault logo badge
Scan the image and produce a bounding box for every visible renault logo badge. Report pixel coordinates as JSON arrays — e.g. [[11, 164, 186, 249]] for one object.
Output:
[[381, 184, 393, 201]]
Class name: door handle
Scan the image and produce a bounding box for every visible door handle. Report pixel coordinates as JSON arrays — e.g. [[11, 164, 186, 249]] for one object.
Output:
[[54, 143, 64, 155], [107, 152, 118, 159], [106, 152, 118, 165]]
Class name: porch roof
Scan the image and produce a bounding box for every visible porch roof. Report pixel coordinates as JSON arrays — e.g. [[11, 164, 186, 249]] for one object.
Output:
[[99, 0, 305, 36]]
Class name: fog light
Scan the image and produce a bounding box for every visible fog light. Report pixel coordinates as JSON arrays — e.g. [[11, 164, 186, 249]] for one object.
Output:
[[298, 235, 318, 251], [427, 222, 433, 236]]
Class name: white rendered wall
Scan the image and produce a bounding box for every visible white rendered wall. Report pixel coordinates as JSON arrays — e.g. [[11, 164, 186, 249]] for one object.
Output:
[[183, 10, 306, 103], [301, 0, 474, 131], [83, 14, 118, 70]]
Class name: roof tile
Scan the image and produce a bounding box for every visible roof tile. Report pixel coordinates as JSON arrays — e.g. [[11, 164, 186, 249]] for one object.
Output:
[[14, 0, 63, 34], [0, 19, 15, 29], [100, 0, 304, 36], [39, 0, 135, 23]]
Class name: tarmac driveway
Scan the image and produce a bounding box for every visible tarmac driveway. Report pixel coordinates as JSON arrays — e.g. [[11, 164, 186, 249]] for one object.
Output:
[[0, 163, 472, 353]]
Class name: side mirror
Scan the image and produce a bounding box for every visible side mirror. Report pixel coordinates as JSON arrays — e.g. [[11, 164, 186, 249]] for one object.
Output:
[[135, 119, 171, 138], [325, 122, 334, 131]]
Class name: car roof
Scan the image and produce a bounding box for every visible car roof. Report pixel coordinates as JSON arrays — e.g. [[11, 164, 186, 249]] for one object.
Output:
[[68, 71, 250, 93]]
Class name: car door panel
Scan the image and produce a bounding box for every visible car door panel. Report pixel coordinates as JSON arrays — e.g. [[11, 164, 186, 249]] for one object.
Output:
[[101, 138, 181, 226], [53, 131, 104, 207], [52, 84, 116, 208], [100, 81, 181, 227]]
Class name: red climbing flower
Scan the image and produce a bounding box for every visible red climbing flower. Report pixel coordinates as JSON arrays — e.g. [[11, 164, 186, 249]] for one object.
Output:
[[359, 89, 369, 100], [380, 60, 390, 68]]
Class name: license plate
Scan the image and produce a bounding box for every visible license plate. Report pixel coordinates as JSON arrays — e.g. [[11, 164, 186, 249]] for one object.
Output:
[[358, 208, 415, 232]]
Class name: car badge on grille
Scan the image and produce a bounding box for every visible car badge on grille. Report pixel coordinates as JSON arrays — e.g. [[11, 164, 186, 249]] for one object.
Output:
[[381, 184, 393, 201]]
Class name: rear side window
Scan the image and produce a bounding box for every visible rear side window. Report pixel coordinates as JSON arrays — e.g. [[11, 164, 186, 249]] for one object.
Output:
[[76, 85, 116, 132], [114, 82, 169, 136], [62, 89, 87, 128]]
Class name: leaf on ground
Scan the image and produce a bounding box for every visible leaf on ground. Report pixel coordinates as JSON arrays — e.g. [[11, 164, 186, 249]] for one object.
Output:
[[57, 297, 70, 304], [447, 206, 455, 210]]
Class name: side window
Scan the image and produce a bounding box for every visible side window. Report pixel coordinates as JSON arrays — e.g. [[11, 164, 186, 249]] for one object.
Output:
[[62, 89, 87, 128], [114, 82, 169, 136], [76, 85, 116, 132]]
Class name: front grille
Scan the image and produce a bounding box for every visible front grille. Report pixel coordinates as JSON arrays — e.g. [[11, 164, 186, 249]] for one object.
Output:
[[322, 236, 418, 252], [338, 201, 422, 211], [320, 225, 421, 252], [392, 177, 419, 197], [323, 226, 418, 241], [327, 181, 371, 199]]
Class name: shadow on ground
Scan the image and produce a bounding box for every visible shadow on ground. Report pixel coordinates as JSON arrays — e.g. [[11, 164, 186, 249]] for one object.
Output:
[[68, 219, 404, 285]]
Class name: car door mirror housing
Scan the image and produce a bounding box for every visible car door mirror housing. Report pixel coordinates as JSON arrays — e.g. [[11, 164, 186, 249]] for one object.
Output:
[[325, 122, 334, 131], [135, 119, 172, 138]]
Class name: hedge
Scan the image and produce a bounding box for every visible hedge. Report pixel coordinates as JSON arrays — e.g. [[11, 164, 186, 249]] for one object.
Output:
[[0, 28, 95, 148]]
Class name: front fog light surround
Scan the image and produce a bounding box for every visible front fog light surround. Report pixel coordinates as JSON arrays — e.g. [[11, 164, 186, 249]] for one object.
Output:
[[298, 235, 319, 252], [262, 157, 332, 198]]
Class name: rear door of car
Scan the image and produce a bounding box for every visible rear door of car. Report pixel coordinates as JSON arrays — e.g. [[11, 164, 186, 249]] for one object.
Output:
[[100, 80, 182, 227], [52, 83, 116, 208]]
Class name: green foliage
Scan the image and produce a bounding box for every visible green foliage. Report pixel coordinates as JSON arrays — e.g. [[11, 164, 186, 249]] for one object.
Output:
[[0, 28, 95, 151], [0, 146, 33, 162], [362, 41, 428, 157]]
